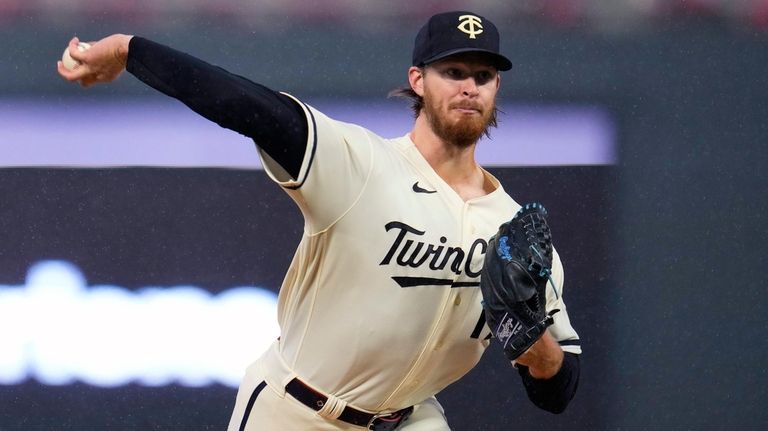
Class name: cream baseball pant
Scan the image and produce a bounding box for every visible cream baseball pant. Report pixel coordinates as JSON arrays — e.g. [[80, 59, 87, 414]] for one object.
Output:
[[227, 343, 450, 431]]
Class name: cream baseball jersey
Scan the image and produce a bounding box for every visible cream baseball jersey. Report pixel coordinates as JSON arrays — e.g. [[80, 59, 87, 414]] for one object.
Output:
[[257, 95, 581, 412]]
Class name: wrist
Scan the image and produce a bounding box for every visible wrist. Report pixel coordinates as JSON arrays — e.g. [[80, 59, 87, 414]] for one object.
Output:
[[115, 34, 134, 66], [526, 347, 563, 379], [516, 333, 564, 379]]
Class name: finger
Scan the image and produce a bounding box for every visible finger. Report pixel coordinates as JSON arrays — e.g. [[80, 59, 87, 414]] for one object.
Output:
[[67, 37, 80, 57], [57, 60, 80, 81], [68, 38, 89, 63], [58, 59, 92, 84]]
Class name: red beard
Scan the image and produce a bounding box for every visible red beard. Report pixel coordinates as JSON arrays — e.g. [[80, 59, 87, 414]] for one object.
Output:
[[422, 90, 496, 149]]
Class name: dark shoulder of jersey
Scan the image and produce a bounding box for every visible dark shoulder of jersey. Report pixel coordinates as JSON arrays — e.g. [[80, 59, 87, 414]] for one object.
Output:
[[125, 36, 307, 179], [516, 352, 580, 414]]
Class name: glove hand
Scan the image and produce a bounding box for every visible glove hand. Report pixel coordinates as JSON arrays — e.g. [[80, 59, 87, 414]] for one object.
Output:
[[480, 203, 559, 361]]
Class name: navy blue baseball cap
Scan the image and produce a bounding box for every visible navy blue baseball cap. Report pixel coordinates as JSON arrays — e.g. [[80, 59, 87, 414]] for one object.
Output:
[[412, 11, 512, 71]]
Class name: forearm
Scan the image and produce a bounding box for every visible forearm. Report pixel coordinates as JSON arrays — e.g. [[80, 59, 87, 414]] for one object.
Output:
[[98, 36, 306, 179], [517, 351, 580, 414], [126, 37, 282, 117], [512, 332, 580, 413], [58, 34, 308, 178], [125, 36, 307, 178]]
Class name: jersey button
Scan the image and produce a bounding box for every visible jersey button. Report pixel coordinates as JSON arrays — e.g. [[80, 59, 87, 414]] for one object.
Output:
[[454, 295, 462, 306]]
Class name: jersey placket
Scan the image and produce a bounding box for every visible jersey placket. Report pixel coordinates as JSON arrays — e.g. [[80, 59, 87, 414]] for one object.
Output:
[[376, 199, 477, 408]]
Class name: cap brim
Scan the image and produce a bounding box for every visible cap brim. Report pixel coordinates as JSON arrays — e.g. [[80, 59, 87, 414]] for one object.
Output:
[[421, 48, 512, 71]]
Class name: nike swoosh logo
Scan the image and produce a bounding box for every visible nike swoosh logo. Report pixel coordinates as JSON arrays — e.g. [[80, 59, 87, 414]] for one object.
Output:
[[412, 182, 437, 194]]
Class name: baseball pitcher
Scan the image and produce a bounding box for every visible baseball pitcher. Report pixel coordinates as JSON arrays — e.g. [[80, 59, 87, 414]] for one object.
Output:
[[58, 10, 581, 430]]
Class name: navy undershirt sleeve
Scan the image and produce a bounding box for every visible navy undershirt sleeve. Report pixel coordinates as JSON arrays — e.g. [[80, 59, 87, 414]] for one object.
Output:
[[125, 36, 307, 179], [517, 352, 580, 414]]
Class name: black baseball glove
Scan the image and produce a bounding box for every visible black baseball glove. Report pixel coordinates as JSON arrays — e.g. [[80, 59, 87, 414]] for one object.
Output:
[[480, 203, 560, 361]]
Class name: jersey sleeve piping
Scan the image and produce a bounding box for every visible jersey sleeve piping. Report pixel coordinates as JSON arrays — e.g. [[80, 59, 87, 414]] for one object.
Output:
[[284, 99, 318, 190], [257, 93, 317, 189]]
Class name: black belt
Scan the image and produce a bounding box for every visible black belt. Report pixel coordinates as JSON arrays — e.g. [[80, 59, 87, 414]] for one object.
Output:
[[285, 378, 413, 430]]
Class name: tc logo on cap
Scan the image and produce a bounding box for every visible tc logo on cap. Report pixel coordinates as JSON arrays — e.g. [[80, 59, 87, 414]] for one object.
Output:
[[411, 11, 512, 71], [457, 14, 483, 39]]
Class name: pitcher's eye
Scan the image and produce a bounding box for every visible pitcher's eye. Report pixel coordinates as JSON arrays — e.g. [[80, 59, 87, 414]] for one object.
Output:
[[475, 71, 495, 85], [444, 68, 465, 80]]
